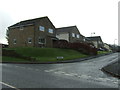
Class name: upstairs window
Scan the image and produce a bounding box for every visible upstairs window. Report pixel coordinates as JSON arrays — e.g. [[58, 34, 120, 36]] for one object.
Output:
[[13, 39, 17, 44], [28, 38, 32, 43], [20, 26, 24, 30], [39, 26, 45, 31], [72, 33, 75, 37], [38, 38, 46, 44], [48, 28, 53, 34], [83, 38, 86, 41], [76, 34, 80, 38]]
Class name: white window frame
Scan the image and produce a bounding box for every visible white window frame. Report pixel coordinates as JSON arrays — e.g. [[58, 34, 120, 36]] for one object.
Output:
[[48, 28, 53, 34], [20, 26, 24, 30], [83, 38, 86, 41], [39, 26, 45, 31], [13, 39, 17, 44], [38, 38, 46, 44], [72, 33, 75, 37], [76, 34, 80, 38], [28, 38, 32, 44]]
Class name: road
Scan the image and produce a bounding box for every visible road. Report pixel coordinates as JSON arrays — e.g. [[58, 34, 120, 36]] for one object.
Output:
[[1, 53, 119, 89]]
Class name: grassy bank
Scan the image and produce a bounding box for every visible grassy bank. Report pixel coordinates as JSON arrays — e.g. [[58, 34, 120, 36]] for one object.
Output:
[[97, 51, 110, 55], [3, 47, 88, 62], [2, 56, 30, 62]]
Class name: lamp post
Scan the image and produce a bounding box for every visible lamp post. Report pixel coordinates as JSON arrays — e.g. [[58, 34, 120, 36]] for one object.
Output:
[[91, 32, 95, 37], [114, 39, 117, 52]]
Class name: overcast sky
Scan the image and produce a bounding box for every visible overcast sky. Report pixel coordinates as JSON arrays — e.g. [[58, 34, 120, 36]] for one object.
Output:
[[0, 0, 119, 45]]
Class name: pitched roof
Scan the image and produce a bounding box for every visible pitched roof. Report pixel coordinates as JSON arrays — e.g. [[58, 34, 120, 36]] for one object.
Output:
[[56, 26, 80, 33], [8, 16, 55, 29], [86, 36, 103, 42]]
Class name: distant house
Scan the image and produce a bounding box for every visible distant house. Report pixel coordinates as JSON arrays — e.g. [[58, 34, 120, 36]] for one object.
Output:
[[0, 43, 8, 48], [56, 26, 85, 43], [8, 16, 57, 48], [103, 43, 112, 52], [86, 36, 104, 49]]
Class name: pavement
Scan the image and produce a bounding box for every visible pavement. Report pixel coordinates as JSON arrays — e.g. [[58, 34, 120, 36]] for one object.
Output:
[[101, 53, 120, 78], [1, 53, 119, 89]]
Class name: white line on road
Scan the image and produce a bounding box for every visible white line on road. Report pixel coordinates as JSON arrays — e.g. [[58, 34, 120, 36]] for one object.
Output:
[[35, 69, 40, 71], [64, 73, 75, 76], [0, 64, 7, 66], [54, 71, 66, 74], [0, 81, 20, 90], [14, 65, 33, 70], [27, 67, 33, 70], [45, 69, 118, 85], [14, 65, 44, 72], [44, 66, 70, 72]]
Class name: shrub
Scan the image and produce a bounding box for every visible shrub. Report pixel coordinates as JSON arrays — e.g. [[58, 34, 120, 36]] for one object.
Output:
[[53, 40, 97, 55]]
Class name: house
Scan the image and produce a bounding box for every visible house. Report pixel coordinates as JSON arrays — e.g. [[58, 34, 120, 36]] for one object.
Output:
[[86, 36, 104, 50], [8, 16, 57, 48], [109, 44, 119, 52], [103, 43, 112, 52], [0, 43, 8, 48], [56, 26, 85, 43]]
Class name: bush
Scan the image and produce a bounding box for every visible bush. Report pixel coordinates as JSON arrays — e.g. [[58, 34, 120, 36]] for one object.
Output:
[[53, 40, 69, 48], [69, 42, 97, 55], [53, 40, 97, 55]]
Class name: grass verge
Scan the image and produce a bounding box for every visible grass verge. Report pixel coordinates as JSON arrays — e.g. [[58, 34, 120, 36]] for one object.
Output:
[[2, 56, 31, 62], [98, 51, 110, 55], [3, 47, 88, 62]]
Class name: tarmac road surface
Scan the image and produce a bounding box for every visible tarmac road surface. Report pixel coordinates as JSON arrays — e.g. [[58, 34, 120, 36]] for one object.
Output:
[[1, 53, 119, 89]]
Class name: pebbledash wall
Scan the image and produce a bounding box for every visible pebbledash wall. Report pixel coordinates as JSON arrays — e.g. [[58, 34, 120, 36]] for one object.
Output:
[[8, 16, 57, 48], [56, 26, 85, 43]]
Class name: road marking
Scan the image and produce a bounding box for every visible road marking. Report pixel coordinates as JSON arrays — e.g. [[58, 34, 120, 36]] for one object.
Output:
[[27, 67, 33, 70], [44, 70, 50, 72], [44, 66, 70, 72], [20, 67, 26, 69], [45, 69, 118, 85], [54, 71, 60, 74], [53, 71, 64, 74], [15, 66, 19, 67], [95, 78, 108, 82], [0, 81, 20, 90], [113, 82, 118, 84], [70, 73, 78, 76], [35, 69, 40, 71], [59, 71, 66, 74], [44, 70, 54, 72], [0, 64, 7, 66], [14, 65, 33, 71], [14, 65, 43, 72], [64, 73, 74, 76], [0, 64, 4, 65]]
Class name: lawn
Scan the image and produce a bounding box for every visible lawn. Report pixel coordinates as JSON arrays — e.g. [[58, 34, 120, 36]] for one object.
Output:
[[2, 56, 31, 62], [97, 51, 109, 55], [3, 47, 88, 62]]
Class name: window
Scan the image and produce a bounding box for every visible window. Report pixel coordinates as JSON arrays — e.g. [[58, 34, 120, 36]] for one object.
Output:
[[28, 38, 32, 43], [38, 38, 46, 44], [83, 38, 86, 41], [39, 26, 45, 31], [13, 39, 16, 44], [76, 34, 80, 38], [48, 28, 53, 33], [99, 41, 101, 44], [20, 26, 24, 30], [72, 33, 75, 37]]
